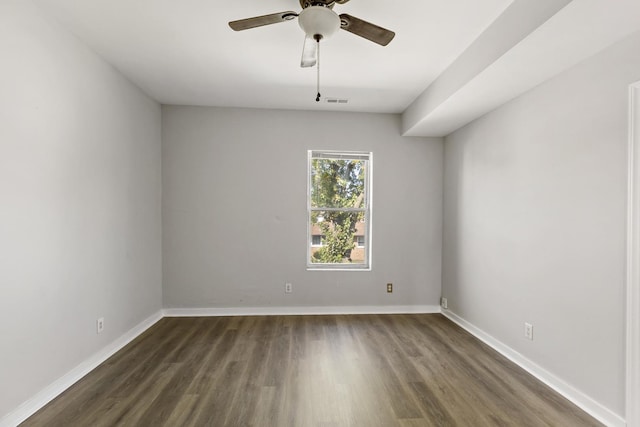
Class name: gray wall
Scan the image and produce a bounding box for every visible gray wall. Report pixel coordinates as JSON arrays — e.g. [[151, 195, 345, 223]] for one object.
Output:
[[0, 0, 162, 419], [443, 31, 640, 417], [162, 106, 443, 309]]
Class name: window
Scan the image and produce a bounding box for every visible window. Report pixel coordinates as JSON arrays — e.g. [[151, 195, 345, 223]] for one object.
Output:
[[307, 150, 371, 269]]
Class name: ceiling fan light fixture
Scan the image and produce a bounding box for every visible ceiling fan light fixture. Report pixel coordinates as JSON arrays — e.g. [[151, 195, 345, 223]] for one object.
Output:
[[298, 6, 340, 39]]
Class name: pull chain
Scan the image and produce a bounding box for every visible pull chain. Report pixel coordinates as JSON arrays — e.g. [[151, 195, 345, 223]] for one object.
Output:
[[315, 35, 321, 102]]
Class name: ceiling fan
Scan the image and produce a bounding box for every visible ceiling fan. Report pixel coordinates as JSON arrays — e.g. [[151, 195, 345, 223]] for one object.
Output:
[[228, 0, 395, 69]]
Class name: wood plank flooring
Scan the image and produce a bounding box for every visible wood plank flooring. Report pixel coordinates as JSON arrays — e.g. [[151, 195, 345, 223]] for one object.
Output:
[[21, 314, 602, 426]]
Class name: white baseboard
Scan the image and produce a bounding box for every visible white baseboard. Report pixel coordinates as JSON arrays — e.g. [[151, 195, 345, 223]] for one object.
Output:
[[441, 310, 625, 427], [0, 310, 164, 427], [163, 305, 441, 317]]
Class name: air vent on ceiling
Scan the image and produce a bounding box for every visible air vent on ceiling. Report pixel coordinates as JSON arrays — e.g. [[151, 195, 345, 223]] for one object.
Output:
[[325, 98, 349, 104]]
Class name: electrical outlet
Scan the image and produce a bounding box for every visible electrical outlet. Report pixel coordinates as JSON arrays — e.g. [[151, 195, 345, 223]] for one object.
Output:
[[524, 322, 533, 340], [387, 283, 393, 293], [441, 297, 448, 309], [97, 317, 104, 334], [285, 282, 292, 294]]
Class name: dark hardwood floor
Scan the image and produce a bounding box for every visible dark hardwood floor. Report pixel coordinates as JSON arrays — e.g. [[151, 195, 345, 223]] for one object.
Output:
[[21, 314, 602, 426]]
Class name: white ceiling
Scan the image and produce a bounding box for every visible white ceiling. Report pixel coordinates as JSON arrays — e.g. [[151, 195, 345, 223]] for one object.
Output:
[[31, 0, 640, 136], [31, 0, 512, 110]]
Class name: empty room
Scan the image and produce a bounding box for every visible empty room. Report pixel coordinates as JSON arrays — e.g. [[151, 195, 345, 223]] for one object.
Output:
[[1, 0, 639, 426]]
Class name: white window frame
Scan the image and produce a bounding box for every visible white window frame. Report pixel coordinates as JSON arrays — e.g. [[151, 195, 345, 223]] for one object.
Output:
[[307, 150, 372, 271]]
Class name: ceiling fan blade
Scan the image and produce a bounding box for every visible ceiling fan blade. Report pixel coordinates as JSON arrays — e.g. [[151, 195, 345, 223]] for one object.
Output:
[[229, 11, 298, 31], [301, 36, 317, 68], [339, 14, 395, 46]]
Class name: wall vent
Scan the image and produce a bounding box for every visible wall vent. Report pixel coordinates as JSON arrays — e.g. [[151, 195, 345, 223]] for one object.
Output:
[[326, 98, 349, 104]]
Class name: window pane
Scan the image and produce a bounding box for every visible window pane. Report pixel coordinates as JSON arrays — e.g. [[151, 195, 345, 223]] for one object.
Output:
[[307, 150, 371, 269], [310, 159, 366, 209], [309, 211, 365, 265]]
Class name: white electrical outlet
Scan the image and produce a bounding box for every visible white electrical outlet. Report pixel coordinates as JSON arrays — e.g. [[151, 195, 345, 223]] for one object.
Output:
[[285, 282, 292, 294], [441, 297, 448, 309], [97, 317, 105, 334], [524, 322, 533, 340]]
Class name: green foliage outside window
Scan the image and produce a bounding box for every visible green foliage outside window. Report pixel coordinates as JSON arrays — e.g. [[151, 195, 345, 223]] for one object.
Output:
[[310, 157, 366, 264]]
